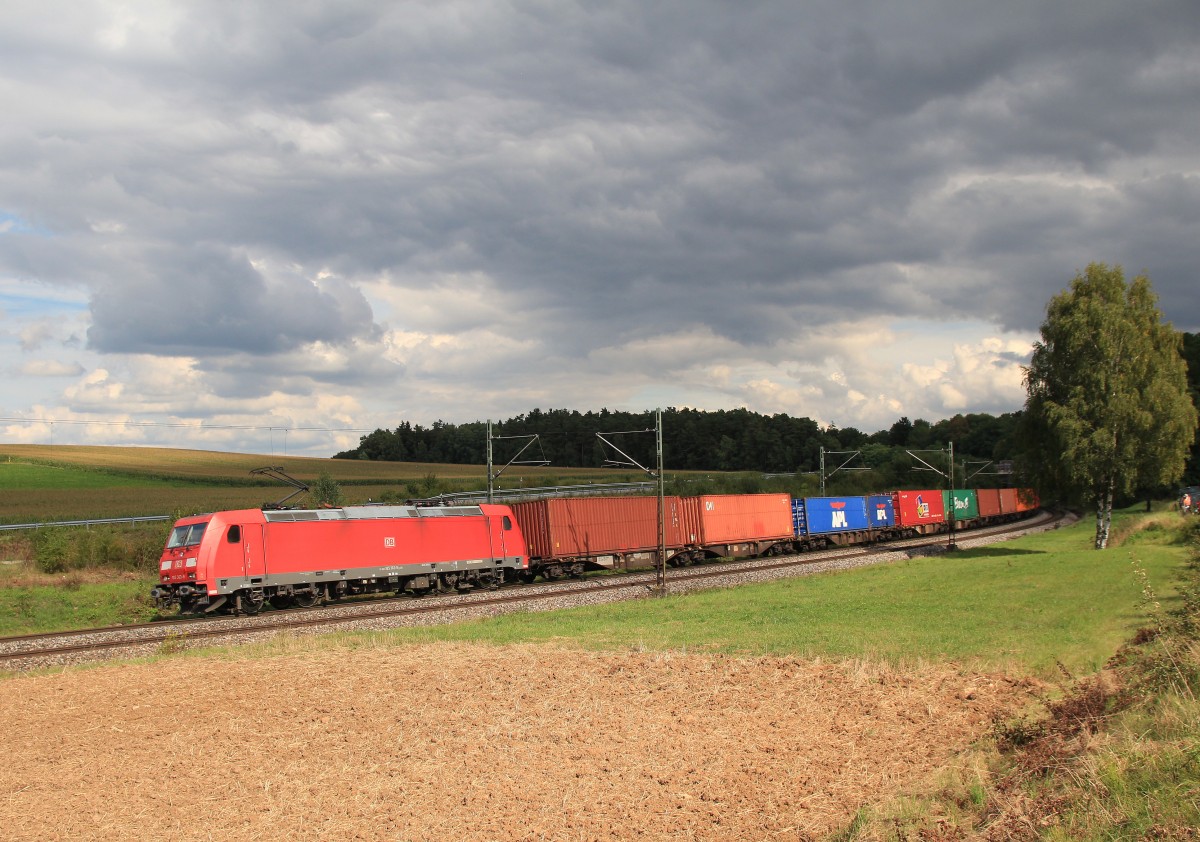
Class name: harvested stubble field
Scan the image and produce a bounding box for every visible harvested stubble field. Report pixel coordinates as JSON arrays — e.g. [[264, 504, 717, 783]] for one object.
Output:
[[0, 641, 1036, 841]]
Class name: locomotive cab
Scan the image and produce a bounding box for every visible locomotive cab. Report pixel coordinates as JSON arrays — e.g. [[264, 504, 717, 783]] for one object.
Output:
[[152, 513, 217, 613], [152, 509, 264, 614]]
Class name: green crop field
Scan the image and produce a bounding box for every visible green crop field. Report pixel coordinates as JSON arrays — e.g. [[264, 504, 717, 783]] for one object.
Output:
[[0, 461, 183, 490], [0, 444, 638, 522], [0, 443, 627, 485]]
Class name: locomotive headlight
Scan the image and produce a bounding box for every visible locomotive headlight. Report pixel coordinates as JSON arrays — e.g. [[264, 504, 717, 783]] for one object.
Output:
[[160, 560, 171, 572]]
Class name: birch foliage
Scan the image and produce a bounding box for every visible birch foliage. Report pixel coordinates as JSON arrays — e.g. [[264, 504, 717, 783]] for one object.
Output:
[[1019, 263, 1197, 549]]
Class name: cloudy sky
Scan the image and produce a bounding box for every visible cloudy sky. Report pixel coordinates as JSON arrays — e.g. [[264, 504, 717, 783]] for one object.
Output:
[[1, 1, 1197, 458]]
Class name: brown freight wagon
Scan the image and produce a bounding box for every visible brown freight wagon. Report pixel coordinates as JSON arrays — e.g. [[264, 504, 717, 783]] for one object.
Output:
[[509, 496, 685, 579], [679, 494, 795, 564]]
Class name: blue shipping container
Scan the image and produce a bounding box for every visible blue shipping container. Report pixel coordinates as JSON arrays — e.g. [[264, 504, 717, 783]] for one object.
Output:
[[798, 496, 870, 536], [866, 494, 895, 528]]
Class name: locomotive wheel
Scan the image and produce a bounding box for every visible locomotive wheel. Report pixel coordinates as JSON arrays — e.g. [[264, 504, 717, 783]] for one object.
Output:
[[269, 594, 294, 610], [238, 591, 265, 615], [293, 590, 319, 608]]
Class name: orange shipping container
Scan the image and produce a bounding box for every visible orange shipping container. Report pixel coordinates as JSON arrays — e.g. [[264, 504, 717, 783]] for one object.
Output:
[[681, 494, 795, 546], [976, 488, 1002, 518]]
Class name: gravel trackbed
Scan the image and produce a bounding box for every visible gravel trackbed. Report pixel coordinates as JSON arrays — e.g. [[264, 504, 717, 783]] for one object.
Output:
[[0, 642, 1035, 841]]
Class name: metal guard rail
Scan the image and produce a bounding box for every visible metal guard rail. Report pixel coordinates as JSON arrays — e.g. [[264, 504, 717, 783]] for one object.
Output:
[[0, 515, 172, 531]]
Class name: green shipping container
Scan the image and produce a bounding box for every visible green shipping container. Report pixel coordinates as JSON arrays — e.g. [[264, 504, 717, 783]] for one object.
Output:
[[942, 489, 979, 521]]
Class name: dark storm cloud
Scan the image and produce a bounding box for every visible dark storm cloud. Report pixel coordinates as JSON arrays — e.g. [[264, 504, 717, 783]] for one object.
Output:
[[2, 0, 1198, 366], [85, 244, 378, 355]]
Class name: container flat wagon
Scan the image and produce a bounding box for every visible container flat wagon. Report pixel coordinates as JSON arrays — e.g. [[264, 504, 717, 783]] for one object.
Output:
[[509, 496, 685, 579], [679, 493, 794, 563]]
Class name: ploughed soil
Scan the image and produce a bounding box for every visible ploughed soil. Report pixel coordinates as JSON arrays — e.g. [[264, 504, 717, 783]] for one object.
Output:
[[0, 642, 1035, 841]]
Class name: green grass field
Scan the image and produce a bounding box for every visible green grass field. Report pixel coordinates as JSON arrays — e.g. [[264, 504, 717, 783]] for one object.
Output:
[[336, 511, 1187, 676]]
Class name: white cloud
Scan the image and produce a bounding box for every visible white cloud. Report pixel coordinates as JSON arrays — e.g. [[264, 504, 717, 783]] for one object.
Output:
[[19, 359, 84, 377]]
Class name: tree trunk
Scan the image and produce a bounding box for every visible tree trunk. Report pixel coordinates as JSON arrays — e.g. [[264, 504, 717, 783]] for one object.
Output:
[[1095, 477, 1115, 549]]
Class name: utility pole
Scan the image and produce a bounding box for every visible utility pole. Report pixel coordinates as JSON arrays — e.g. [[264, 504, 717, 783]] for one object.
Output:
[[947, 440, 955, 549], [486, 420, 549, 503], [656, 409, 665, 593], [596, 410, 666, 593], [906, 442, 957, 550], [819, 446, 867, 495]]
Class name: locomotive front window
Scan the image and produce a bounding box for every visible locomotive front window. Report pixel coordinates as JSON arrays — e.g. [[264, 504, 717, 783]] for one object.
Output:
[[167, 523, 207, 549]]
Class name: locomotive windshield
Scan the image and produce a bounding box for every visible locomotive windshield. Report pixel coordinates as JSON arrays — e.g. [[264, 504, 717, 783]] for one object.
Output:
[[166, 523, 207, 549]]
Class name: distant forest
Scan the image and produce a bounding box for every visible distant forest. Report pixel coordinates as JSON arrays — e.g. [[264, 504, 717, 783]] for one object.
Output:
[[335, 332, 1200, 489], [334, 407, 1023, 491]]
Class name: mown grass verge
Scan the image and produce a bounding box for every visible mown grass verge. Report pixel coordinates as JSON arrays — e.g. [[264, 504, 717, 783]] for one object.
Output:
[[1, 577, 160, 635]]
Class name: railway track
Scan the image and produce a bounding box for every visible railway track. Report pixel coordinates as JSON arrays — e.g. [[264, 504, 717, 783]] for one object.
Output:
[[0, 509, 1070, 672]]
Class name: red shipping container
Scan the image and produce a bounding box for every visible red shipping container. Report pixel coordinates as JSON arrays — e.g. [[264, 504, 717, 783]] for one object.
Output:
[[510, 496, 684, 563], [892, 489, 946, 528], [998, 488, 1019, 514], [681, 494, 794, 546], [976, 488, 1002, 518]]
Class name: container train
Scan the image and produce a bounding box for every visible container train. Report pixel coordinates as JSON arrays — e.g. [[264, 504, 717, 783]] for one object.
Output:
[[152, 487, 1038, 614]]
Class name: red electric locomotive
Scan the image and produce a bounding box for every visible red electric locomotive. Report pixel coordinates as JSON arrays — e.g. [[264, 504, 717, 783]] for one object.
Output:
[[152, 504, 527, 614]]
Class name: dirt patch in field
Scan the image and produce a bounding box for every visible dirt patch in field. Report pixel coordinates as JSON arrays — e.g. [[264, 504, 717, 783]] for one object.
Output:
[[0, 643, 1035, 841]]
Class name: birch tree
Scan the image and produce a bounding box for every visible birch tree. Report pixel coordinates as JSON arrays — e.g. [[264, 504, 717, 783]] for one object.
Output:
[[1019, 263, 1197, 549]]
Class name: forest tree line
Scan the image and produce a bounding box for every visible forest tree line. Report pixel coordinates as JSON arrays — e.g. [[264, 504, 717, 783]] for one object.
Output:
[[335, 332, 1199, 490], [334, 408, 1022, 488]]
